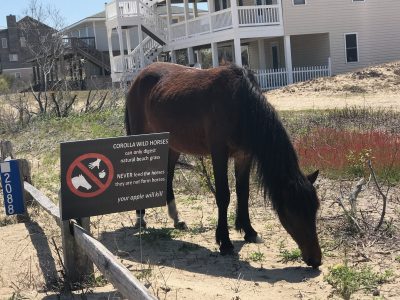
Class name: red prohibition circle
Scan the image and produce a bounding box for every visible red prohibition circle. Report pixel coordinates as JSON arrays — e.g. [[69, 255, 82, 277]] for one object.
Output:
[[66, 153, 114, 198]]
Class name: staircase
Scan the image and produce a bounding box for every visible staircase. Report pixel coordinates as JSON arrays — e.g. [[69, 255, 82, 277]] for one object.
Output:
[[110, 0, 168, 80], [63, 38, 110, 73]]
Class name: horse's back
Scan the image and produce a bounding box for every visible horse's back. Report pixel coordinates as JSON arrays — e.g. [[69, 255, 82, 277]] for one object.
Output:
[[126, 63, 244, 155]]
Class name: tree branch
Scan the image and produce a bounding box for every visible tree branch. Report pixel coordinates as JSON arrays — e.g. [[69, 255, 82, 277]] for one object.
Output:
[[367, 160, 388, 232]]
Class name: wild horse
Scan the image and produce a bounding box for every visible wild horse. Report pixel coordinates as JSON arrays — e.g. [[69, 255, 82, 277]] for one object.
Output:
[[125, 62, 322, 268]]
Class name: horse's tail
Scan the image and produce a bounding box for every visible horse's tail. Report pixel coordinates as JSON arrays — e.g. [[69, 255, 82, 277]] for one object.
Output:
[[237, 67, 300, 206], [124, 104, 131, 136], [125, 68, 163, 137]]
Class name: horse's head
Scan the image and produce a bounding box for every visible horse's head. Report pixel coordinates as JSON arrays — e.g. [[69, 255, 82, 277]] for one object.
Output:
[[276, 170, 321, 268], [77, 174, 92, 190]]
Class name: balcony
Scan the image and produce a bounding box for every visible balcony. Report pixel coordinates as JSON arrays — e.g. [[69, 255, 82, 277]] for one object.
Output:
[[170, 4, 281, 43], [105, 0, 283, 48]]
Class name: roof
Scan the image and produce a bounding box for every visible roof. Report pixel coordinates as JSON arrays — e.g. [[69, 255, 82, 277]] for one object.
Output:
[[61, 11, 105, 33]]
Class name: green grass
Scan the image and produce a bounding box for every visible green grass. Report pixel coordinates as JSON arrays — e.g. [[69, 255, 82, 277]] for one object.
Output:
[[0, 107, 125, 200], [249, 251, 265, 262], [395, 256, 400, 263], [278, 248, 302, 263], [325, 264, 393, 300]]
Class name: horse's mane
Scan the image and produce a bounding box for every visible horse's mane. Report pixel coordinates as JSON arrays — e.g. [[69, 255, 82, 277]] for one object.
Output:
[[229, 64, 319, 213]]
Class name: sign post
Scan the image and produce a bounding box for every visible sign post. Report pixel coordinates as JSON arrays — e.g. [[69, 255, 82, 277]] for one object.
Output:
[[0, 160, 25, 216], [60, 132, 169, 220]]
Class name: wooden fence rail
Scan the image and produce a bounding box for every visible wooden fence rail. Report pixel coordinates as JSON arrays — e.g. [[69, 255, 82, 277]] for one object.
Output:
[[1, 141, 156, 300]]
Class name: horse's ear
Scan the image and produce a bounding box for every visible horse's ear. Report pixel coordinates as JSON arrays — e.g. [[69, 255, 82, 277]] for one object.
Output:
[[307, 170, 319, 184]]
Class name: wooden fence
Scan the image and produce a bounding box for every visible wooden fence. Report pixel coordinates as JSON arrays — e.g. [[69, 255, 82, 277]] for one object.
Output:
[[0, 141, 156, 300]]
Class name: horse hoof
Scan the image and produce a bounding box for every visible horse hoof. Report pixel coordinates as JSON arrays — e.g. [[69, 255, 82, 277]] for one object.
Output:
[[244, 234, 263, 244], [174, 221, 188, 230], [220, 244, 235, 256], [133, 221, 147, 229]]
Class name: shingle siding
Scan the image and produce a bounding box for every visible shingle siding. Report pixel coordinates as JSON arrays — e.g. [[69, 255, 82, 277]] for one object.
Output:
[[282, 0, 400, 74]]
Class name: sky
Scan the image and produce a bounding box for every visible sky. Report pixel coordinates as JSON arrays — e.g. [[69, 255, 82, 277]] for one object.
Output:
[[0, 0, 107, 29]]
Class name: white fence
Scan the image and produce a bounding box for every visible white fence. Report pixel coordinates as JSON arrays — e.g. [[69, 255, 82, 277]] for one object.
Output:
[[253, 64, 331, 91]]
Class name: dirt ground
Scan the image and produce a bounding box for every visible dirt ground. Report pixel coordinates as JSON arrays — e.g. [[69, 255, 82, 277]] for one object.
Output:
[[1, 61, 400, 299], [1, 179, 399, 300]]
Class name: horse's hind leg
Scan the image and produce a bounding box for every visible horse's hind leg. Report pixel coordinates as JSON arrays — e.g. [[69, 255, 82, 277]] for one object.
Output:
[[234, 155, 262, 243], [211, 145, 234, 255], [167, 150, 187, 230]]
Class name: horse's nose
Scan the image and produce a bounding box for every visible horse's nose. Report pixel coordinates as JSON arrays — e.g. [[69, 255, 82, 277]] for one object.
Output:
[[305, 257, 322, 269]]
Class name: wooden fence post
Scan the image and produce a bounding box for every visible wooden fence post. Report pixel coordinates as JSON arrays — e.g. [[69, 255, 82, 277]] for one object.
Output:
[[1, 140, 31, 222], [0, 141, 14, 160], [16, 159, 30, 223], [60, 194, 94, 286]]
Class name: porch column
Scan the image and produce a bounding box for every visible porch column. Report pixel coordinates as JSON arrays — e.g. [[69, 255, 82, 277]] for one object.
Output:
[[194, 0, 199, 18], [117, 26, 125, 71], [230, 0, 239, 28], [170, 50, 177, 63], [284, 35, 293, 84], [209, 0, 215, 13], [184, 0, 189, 37], [211, 42, 219, 67], [126, 28, 132, 53], [196, 50, 202, 65], [234, 37, 242, 66], [138, 25, 145, 68], [107, 27, 114, 72], [258, 39, 266, 69], [166, 0, 172, 41], [188, 47, 195, 65]]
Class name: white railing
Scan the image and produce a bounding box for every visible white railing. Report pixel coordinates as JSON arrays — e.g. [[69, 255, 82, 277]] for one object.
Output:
[[120, 1, 140, 16], [293, 65, 331, 83], [238, 5, 280, 26], [170, 22, 186, 40], [106, 0, 167, 42], [211, 9, 233, 31], [141, 2, 168, 41], [253, 64, 331, 91], [169, 5, 281, 42], [188, 16, 211, 36], [106, 0, 282, 42], [114, 35, 161, 73], [106, 2, 118, 20], [113, 52, 141, 73]]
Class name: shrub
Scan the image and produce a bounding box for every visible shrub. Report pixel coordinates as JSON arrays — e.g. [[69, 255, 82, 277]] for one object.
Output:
[[294, 128, 400, 182], [278, 248, 302, 263], [325, 264, 393, 300], [0, 74, 13, 93]]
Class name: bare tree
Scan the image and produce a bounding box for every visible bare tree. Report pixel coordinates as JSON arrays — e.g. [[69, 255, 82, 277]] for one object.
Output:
[[20, 0, 66, 114]]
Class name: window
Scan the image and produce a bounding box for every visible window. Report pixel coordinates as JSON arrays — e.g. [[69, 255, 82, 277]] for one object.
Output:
[[20, 37, 26, 47], [345, 33, 358, 63], [293, 0, 306, 5], [9, 54, 18, 62], [1, 38, 7, 48]]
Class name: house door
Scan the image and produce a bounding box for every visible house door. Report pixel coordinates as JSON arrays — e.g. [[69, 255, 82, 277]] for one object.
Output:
[[271, 43, 279, 69]]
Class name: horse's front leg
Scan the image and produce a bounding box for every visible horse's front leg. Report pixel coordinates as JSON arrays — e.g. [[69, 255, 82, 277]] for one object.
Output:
[[134, 209, 146, 229], [167, 150, 187, 230], [211, 145, 233, 255], [234, 155, 262, 243]]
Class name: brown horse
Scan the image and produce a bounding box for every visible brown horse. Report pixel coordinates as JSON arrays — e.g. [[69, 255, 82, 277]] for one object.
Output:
[[125, 62, 322, 268]]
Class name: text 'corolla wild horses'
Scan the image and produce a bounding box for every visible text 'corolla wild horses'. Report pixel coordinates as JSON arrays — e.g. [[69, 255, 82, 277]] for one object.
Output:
[[125, 62, 322, 268]]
